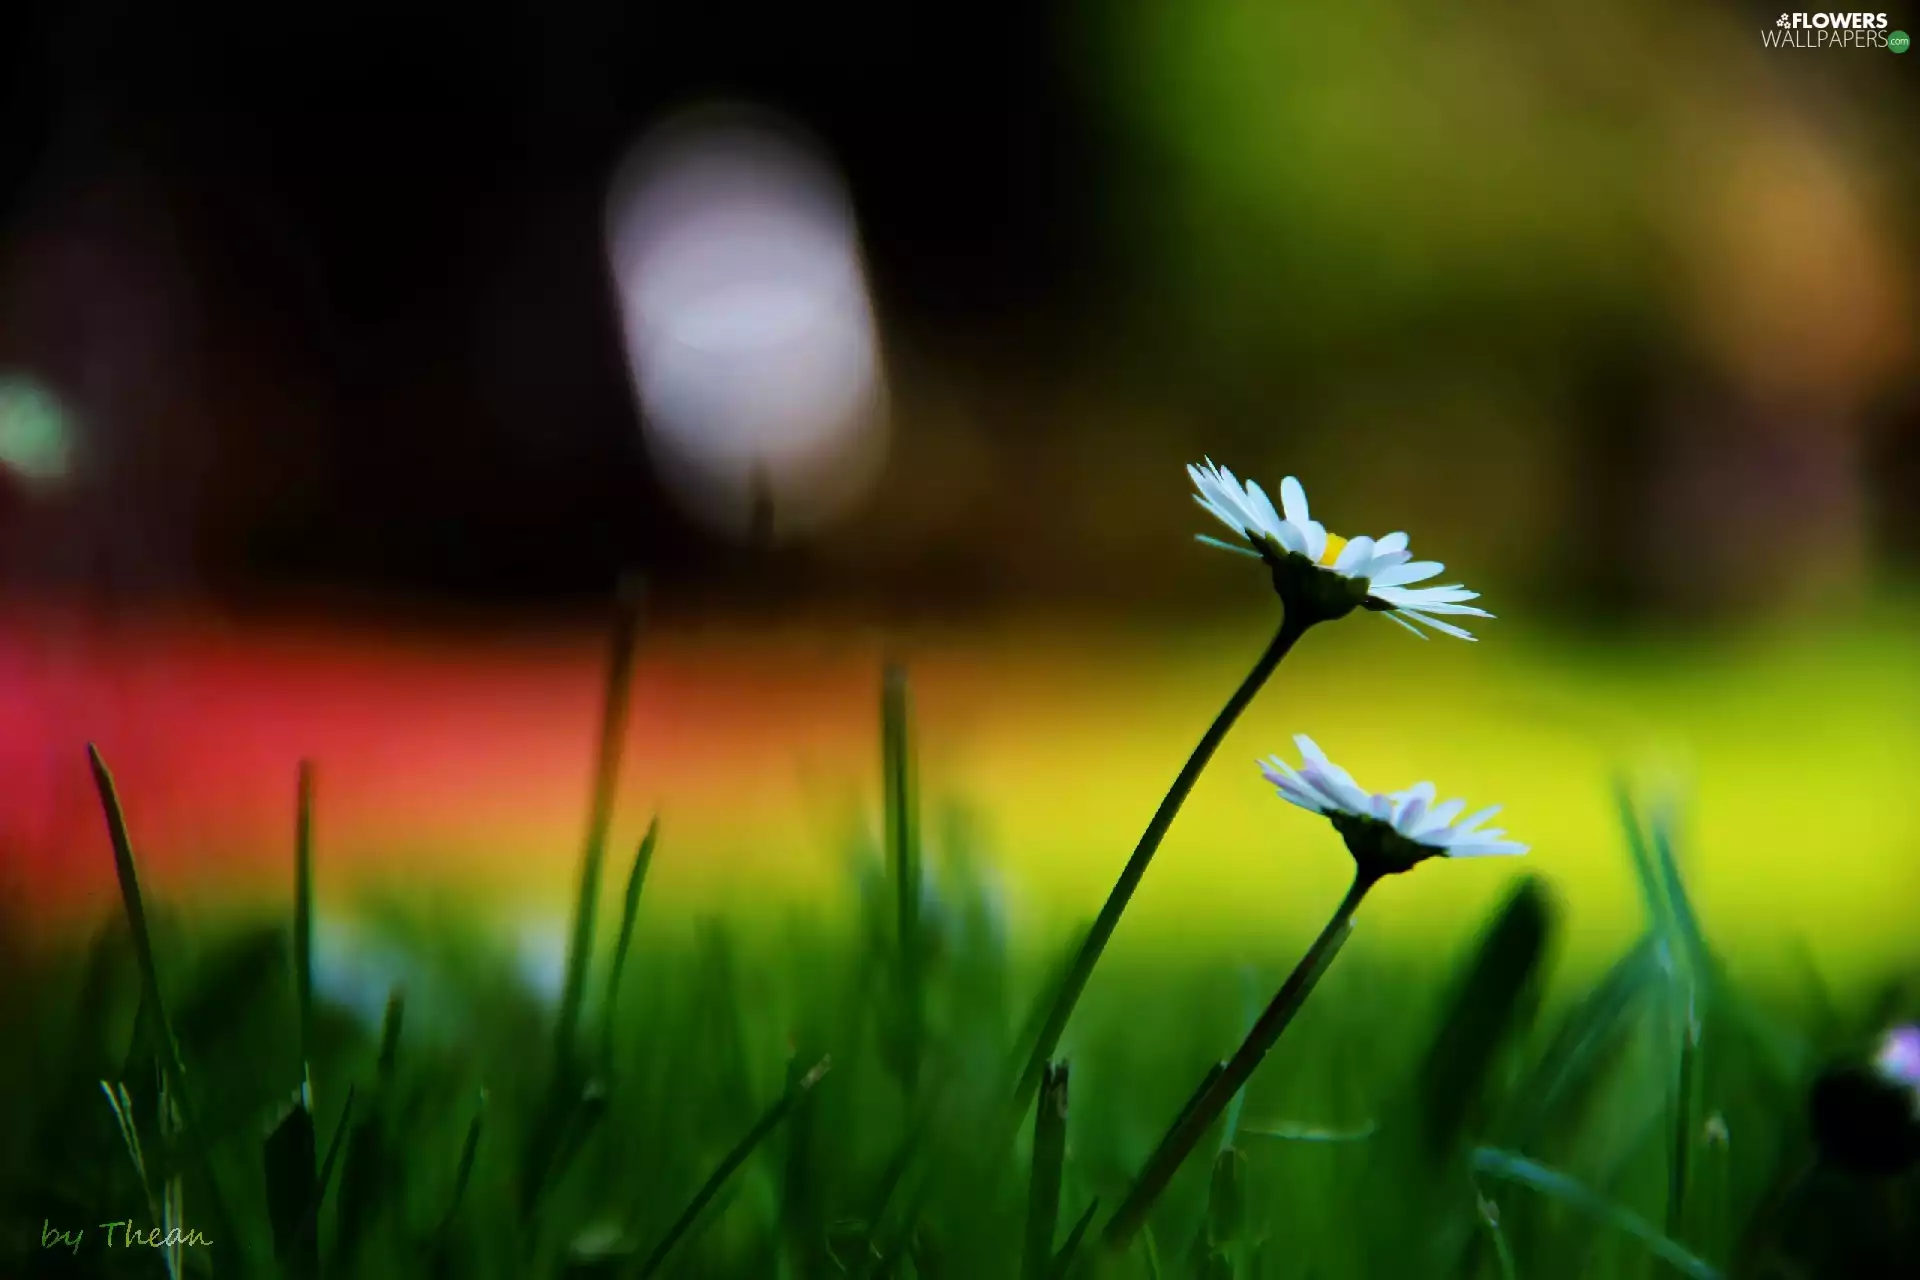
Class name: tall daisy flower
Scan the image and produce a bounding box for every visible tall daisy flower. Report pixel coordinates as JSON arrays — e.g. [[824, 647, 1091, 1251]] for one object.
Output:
[[1189, 460, 1493, 640], [1101, 737, 1528, 1251], [1262, 734, 1527, 878]]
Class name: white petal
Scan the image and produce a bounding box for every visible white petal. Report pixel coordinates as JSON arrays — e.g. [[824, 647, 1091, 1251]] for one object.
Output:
[[1244, 480, 1285, 540], [1394, 609, 1478, 641], [1416, 797, 1468, 834], [1301, 520, 1329, 563], [1373, 531, 1409, 556], [1275, 779, 1328, 814], [1375, 589, 1493, 618], [1369, 792, 1394, 821], [1396, 586, 1479, 605], [1272, 520, 1308, 555], [1294, 765, 1352, 813], [1191, 487, 1250, 536], [1260, 755, 1308, 787], [1449, 839, 1529, 858], [1378, 609, 1430, 640], [1294, 734, 1329, 765], [1280, 476, 1310, 525], [1333, 535, 1376, 576], [1363, 547, 1412, 574], [1192, 464, 1255, 528], [1302, 762, 1371, 815], [1196, 533, 1263, 558], [1261, 761, 1327, 813], [1414, 603, 1495, 618], [1454, 805, 1502, 835], [1396, 793, 1429, 831], [1369, 560, 1444, 588], [1393, 781, 1437, 831]]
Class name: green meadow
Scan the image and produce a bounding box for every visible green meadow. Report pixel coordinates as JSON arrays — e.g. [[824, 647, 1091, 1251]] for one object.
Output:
[[3, 606, 1918, 1280]]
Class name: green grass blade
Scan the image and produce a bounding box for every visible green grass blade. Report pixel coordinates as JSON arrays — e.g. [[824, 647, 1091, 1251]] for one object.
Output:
[[439, 1090, 488, 1237], [847, 1074, 958, 1279], [1649, 799, 1707, 1243], [1047, 1198, 1099, 1279], [1500, 934, 1662, 1149], [1475, 1186, 1519, 1280], [556, 577, 645, 1081], [601, 817, 660, 1060], [1206, 1146, 1247, 1249], [86, 744, 246, 1277], [1240, 1119, 1376, 1143], [376, 987, 405, 1080], [636, 1056, 831, 1278], [294, 760, 315, 1075], [1613, 780, 1670, 931], [1417, 876, 1556, 1161], [301, 1084, 355, 1249], [335, 994, 403, 1262], [1669, 1001, 1699, 1243], [1023, 1061, 1070, 1280], [546, 1079, 611, 1199], [779, 1047, 825, 1271], [1649, 798, 1709, 977], [99, 1079, 170, 1256], [1003, 921, 1092, 1089], [263, 1081, 318, 1277], [883, 661, 923, 1094], [527, 579, 644, 1214], [1138, 1225, 1164, 1280], [1470, 1147, 1722, 1280], [1220, 968, 1260, 1153]]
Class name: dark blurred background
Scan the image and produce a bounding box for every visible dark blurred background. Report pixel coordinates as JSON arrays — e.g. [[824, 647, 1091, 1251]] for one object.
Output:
[[2, 0, 1918, 623]]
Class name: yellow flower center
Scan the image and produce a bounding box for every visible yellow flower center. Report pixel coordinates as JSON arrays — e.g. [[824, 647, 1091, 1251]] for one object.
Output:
[[1317, 532, 1349, 567]]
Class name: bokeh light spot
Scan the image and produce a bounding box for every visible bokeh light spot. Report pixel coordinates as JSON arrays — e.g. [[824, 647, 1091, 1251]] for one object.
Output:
[[0, 374, 75, 484], [607, 108, 888, 540]]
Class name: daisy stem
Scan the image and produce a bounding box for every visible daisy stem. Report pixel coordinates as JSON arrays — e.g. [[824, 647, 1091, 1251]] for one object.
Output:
[[1100, 869, 1374, 1253], [1011, 614, 1311, 1117]]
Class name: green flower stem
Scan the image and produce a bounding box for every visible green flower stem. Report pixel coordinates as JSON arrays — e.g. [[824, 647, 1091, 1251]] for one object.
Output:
[[1012, 613, 1311, 1115], [1101, 870, 1374, 1253]]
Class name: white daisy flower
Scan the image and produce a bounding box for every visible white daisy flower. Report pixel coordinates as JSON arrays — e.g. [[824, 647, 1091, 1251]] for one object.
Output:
[[1188, 460, 1494, 641], [1260, 734, 1527, 877]]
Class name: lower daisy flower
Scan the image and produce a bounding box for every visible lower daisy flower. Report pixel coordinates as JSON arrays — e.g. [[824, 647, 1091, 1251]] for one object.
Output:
[[1261, 734, 1527, 879], [1100, 732, 1528, 1251]]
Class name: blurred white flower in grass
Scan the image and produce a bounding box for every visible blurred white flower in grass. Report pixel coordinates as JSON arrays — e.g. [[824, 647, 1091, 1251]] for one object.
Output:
[[1261, 734, 1527, 879], [1189, 462, 1493, 640], [1878, 1025, 1920, 1105], [513, 917, 570, 1007], [311, 917, 425, 1030]]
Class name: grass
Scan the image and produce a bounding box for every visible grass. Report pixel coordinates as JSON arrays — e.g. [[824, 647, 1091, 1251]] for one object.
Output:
[[2, 625, 1918, 1278]]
